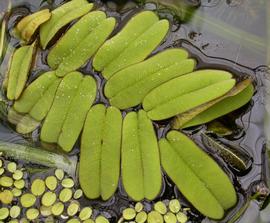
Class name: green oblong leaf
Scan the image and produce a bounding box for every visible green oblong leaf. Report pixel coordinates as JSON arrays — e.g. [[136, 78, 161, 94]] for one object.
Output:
[[58, 76, 97, 152], [13, 71, 61, 121], [159, 130, 237, 219], [40, 72, 96, 152], [55, 16, 116, 77], [14, 9, 51, 43], [176, 81, 254, 128], [105, 48, 196, 109], [48, 11, 107, 69], [6, 42, 36, 100], [122, 110, 162, 201], [79, 104, 122, 200], [40, 0, 93, 49], [93, 11, 169, 79], [143, 70, 236, 120]]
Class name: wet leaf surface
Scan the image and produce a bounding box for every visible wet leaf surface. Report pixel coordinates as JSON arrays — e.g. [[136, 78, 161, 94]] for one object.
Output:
[[105, 48, 195, 109], [122, 110, 162, 201], [93, 11, 169, 79], [79, 104, 122, 200], [159, 130, 237, 219]]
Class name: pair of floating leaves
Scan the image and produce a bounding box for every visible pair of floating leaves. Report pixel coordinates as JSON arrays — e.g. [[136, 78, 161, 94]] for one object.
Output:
[[14, 9, 51, 44], [79, 104, 122, 200], [48, 11, 116, 77], [6, 42, 36, 100], [8, 71, 61, 134], [40, 0, 93, 49], [173, 79, 254, 128], [93, 11, 169, 79], [40, 71, 96, 152], [159, 131, 237, 219], [105, 48, 196, 109], [143, 70, 236, 120], [122, 110, 162, 201]]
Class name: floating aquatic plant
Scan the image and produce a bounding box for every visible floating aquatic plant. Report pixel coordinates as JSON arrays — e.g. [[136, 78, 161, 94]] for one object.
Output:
[[39, 0, 93, 49], [105, 48, 196, 109], [122, 110, 162, 201], [5, 41, 36, 100], [79, 104, 122, 200], [41, 71, 97, 152], [143, 70, 236, 120], [93, 11, 169, 79], [1, 2, 257, 221], [159, 131, 237, 219], [14, 9, 51, 44]]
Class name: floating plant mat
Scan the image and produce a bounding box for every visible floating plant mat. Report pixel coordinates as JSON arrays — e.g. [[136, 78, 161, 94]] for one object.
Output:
[[0, 0, 268, 223]]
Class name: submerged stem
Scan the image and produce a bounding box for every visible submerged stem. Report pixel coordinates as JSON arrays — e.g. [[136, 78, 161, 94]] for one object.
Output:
[[0, 140, 77, 177]]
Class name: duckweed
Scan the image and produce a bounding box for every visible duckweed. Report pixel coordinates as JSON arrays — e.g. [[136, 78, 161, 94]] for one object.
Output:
[[147, 211, 163, 223], [59, 188, 73, 202], [10, 205, 21, 218], [45, 176, 57, 190], [79, 207, 92, 220], [168, 200, 181, 214], [7, 162, 17, 172], [123, 208, 136, 220], [55, 168, 64, 180], [135, 211, 147, 223], [61, 178, 74, 188], [154, 201, 167, 215], [31, 178, 46, 196], [0, 208, 9, 220], [67, 201, 80, 216], [0, 176, 13, 187], [20, 193, 36, 208], [26, 208, 39, 220], [51, 202, 64, 216], [0, 189, 14, 204], [41, 191, 57, 207]]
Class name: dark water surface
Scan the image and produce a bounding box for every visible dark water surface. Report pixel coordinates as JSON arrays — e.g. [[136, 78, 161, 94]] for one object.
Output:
[[0, 0, 268, 222]]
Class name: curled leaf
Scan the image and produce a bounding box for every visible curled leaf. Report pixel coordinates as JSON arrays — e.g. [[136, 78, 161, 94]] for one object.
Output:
[[8, 108, 40, 134], [93, 11, 169, 79], [54, 14, 116, 77], [14, 71, 61, 121], [174, 79, 254, 129], [105, 48, 196, 109], [159, 130, 237, 219], [6, 41, 36, 100], [40, 0, 93, 49], [122, 110, 162, 201], [40, 71, 97, 152], [201, 132, 252, 174], [14, 9, 51, 43], [79, 104, 122, 200], [143, 70, 236, 121]]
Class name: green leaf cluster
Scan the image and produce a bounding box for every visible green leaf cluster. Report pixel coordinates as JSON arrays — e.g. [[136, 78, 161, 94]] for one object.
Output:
[[3, 0, 256, 219]]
